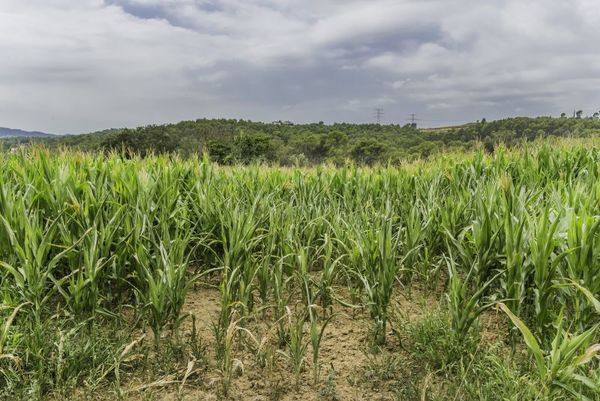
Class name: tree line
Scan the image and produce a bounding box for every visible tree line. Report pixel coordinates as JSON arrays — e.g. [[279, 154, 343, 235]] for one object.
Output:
[[3, 115, 600, 165]]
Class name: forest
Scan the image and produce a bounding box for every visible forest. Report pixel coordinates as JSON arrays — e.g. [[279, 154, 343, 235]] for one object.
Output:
[[3, 115, 600, 164]]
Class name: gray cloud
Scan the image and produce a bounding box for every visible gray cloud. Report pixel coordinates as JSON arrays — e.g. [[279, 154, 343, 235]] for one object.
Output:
[[0, 0, 598, 133]]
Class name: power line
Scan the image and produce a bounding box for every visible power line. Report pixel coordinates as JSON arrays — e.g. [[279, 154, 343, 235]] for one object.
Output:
[[374, 108, 384, 124], [406, 113, 422, 125]]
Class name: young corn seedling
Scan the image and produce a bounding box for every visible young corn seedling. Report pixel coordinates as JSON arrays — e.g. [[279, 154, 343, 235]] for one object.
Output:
[[220, 316, 245, 396], [235, 313, 287, 382], [272, 256, 293, 347], [308, 306, 335, 385], [282, 308, 310, 389], [297, 253, 336, 385]]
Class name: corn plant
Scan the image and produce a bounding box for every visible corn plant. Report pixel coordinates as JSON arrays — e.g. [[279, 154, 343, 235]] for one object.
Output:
[[444, 196, 501, 286], [0, 210, 81, 321], [220, 316, 243, 396], [445, 253, 501, 342], [217, 199, 264, 320], [499, 206, 528, 318], [282, 308, 310, 389], [296, 245, 315, 307], [5, 141, 600, 398], [62, 227, 118, 317], [402, 203, 427, 283], [272, 256, 293, 346], [133, 227, 195, 348], [351, 203, 401, 345], [308, 306, 334, 385], [314, 233, 344, 310], [528, 208, 570, 332], [500, 303, 600, 400], [562, 210, 600, 327]]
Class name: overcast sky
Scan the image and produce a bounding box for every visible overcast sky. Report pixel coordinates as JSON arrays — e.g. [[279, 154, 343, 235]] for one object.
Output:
[[1, 0, 599, 133]]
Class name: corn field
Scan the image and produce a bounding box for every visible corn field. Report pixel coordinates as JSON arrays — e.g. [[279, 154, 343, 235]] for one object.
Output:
[[1, 145, 599, 400]]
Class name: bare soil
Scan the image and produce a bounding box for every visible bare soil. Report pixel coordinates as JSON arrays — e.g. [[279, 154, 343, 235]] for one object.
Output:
[[117, 283, 446, 401], [62, 281, 509, 401]]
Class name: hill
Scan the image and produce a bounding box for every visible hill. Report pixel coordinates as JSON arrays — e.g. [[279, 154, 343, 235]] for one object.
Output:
[[2, 116, 600, 164], [0, 127, 55, 138]]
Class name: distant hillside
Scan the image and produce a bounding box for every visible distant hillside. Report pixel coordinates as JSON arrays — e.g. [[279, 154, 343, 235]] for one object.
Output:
[[2, 117, 600, 164], [0, 127, 55, 138]]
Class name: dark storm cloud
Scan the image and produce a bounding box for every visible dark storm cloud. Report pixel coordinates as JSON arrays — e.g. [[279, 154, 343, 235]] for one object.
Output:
[[0, 0, 599, 133]]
